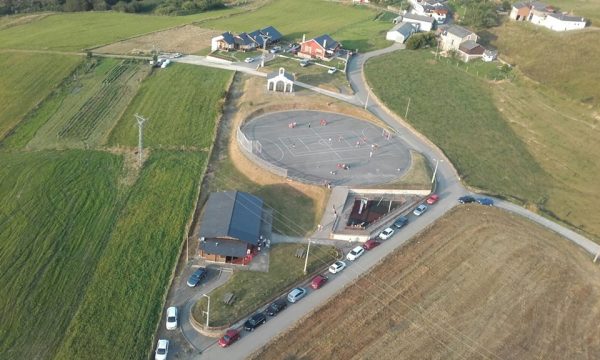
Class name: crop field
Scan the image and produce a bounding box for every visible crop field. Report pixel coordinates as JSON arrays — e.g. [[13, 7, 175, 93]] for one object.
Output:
[[56, 151, 207, 360], [365, 50, 549, 202], [109, 64, 232, 149], [193, 243, 338, 327], [252, 206, 600, 360], [201, 0, 393, 52], [0, 52, 81, 140], [0, 9, 240, 51], [11, 57, 147, 150], [487, 22, 600, 108], [0, 150, 123, 360]]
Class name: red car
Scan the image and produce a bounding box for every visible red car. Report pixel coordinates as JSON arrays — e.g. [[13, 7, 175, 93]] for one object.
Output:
[[426, 194, 439, 205], [311, 275, 328, 289], [362, 239, 381, 250], [218, 329, 240, 348]]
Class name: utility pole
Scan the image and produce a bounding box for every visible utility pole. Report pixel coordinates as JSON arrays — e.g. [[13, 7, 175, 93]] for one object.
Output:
[[303, 239, 311, 274], [431, 159, 442, 183], [134, 114, 147, 166], [260, 34, 271, 68], [405, 97, 411, 119], [202, 294, 210, 327]]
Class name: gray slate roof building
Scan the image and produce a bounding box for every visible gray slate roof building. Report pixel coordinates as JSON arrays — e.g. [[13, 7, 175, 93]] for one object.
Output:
[[267, 68, 294, 81], [446, 25, 474, 38], [313, 34, 340, 51], [220, 31, 236, 45], [199, 191, 263, 246], [547, 13, 585, 22], [403, 13, 436, 23]]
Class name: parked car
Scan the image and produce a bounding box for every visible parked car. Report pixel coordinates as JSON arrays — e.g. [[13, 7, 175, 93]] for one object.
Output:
[[165, 306, 178, 330], [311, 274, 328, 289], [363, 239, 381, 250], [186, 267, 207, 287], [329, 260, 347, 274], [346, 246, 365, 261], [287, 287, 307, 303], [173, 52, 182, 58], [458, 195, 476, 204], [266, 298, 288, 316], [244, 57, 254, 63], [327, 67, 337, 74], [393, 216, 408, 229], [155, 339, 169, 360], [218, 329, 240, 347], [426, 194, 439, 205], [269, 46, 282, 53], [299, 59, 310, 67], [413, 204, 428, 216], [477, 197, 494, 206], [378, 227, 395, 240], [244, 312, 267, 332]]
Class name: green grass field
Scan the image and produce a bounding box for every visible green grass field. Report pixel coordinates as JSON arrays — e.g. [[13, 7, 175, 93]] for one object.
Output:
[[366, 50, 549, 203], [0, 52, 81, 140], [487, 21, 600, 108], [109, 64, 232, 148], [201, 0, 393, 52], [0, 9, 240, 51], [8, 57, 147, 150], [192, 243, 338, 327], [0, 150, 123, 360], [56, 151, 207, 360]]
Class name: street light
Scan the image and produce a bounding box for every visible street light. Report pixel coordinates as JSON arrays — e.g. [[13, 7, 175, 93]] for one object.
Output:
[[303, 239, 311, 275], [202, 294, 210, 327], [259, 33, 271, 68], [364, 87, 373, 110], [431, 158, 443, 183]]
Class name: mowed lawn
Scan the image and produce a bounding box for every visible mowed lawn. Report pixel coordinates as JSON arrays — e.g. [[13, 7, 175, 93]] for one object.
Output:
[[109, 64, 232, 148], [0, 150, 123, 360], [0, 52, 81, 139], [252, 206, 600, 359], [56, 151, 207, 360], [487, 22, 600, 107], [202, 0, 393, 52], [0, 9, 240, 51], [365, 50, 549, 203]]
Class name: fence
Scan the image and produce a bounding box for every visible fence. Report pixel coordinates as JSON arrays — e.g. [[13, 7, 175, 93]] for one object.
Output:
[[236, 127, 288, 178]]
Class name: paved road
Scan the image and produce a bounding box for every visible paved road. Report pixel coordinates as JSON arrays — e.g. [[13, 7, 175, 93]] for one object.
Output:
[[169, 44, 600, 360]]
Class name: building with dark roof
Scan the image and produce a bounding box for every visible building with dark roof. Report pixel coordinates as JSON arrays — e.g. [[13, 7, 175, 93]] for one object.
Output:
[[509, 1, 586, 31], [199, 191, 264, 263], [299, 34, 341, 60]]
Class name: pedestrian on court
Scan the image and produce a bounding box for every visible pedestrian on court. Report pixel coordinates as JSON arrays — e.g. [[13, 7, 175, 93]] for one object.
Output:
[[328, 137, 332, 143], [308, 122, 311, 128], [369, 151, 373, 158]]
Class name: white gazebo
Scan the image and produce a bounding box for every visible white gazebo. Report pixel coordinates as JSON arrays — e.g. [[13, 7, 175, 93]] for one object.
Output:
[[266, 67, 294, 93]]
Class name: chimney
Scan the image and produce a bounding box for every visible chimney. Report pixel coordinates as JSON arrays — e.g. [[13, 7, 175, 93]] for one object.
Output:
[[302, 34, 306, 42], [323, 39, 327, 49]]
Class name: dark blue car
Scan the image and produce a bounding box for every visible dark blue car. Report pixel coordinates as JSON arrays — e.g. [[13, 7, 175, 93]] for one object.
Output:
[[186, 267, 207, 287], [477, 197, 494, 206]]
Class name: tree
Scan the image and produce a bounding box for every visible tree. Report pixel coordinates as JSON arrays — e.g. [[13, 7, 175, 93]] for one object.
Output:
[[405, 32, 437, 50]]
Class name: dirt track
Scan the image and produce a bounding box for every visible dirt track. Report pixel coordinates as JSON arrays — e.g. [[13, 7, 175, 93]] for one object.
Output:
[[250, 205, 600, 360], [94, 25, 219, 55]]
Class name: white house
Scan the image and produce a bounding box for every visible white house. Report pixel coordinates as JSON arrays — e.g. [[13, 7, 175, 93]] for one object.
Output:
[[439, 25, 478, 52], [386, 22, 419, 43], [266, 68, 294, 93], [396, 13, 436, 31], [543, 13, 586, 31]]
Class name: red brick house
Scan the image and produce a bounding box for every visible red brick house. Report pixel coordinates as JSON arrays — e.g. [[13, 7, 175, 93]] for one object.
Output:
[[298, 34, 341, 61]]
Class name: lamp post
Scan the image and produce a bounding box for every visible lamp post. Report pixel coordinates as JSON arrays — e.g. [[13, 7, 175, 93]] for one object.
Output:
[[303, 239, 311, 274], [364, 88, 373, 110], [202, 294, 210, 327], [431, 158, 442, 183], [260, 34, 271, 68]]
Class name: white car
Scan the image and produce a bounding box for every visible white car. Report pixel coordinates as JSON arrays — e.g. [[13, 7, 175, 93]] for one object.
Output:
[[244, 57, 254, 63], [413, 204, 428, 216], [155, 339, 169, 360], [378, 227, 395, 240], [329, 260, 347, 274], [327, 67, 337, 74], [166, 306, 178, 330], [346, 246, 365, 261]]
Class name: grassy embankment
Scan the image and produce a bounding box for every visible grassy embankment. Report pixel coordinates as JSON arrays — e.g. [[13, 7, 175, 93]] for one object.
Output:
[[0, 52, 81, 140], [366, 49, 600, 241], [0, 9, 240, 51], [192, 243, 338, 327], [201, 0, 394, 53]]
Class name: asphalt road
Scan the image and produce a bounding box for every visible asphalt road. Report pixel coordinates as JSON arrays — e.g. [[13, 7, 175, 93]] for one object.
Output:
[[164, 44, 600, 360]]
